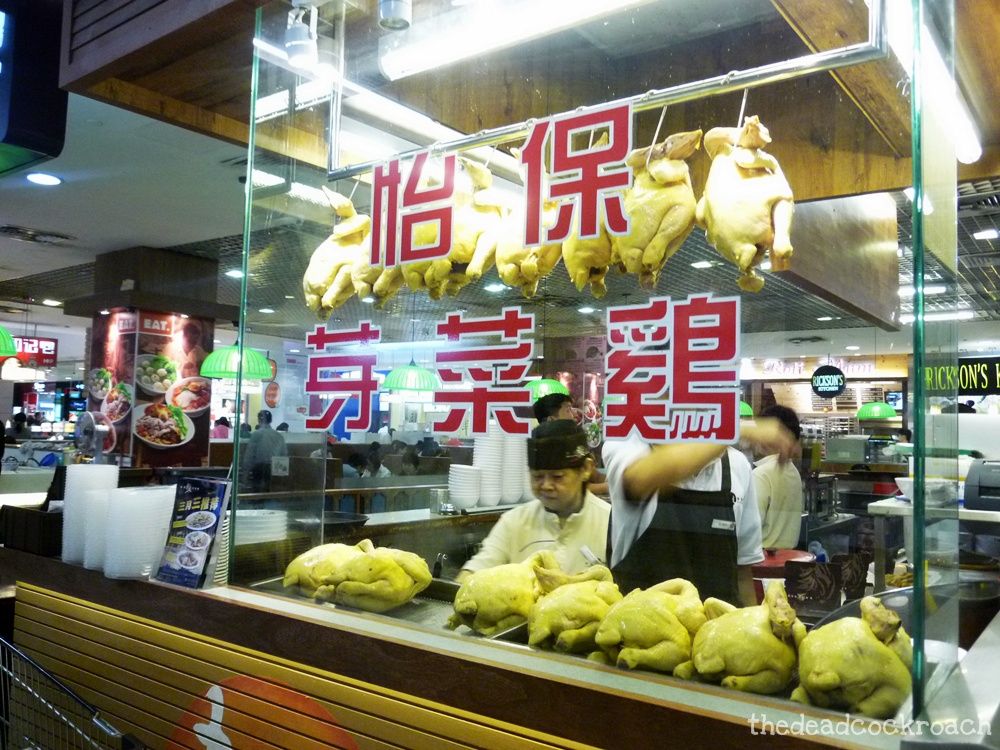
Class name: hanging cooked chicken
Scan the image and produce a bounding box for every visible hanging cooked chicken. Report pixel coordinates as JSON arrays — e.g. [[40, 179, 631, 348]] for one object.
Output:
[[351, 250, 405, 309], [527, 565, 622, 653], [673, 582, 805, 694], [401, 158, 508, 299], [593, 587, 693, 672], [695, 115, 794, 292], [313, 546, 432, 613], [612, 129, 702, 289], [448, 551, 558, 636], [792, 596, 912, 718], [562, 133, 615, 299], [302, 187, 370, 318], [494, 147, 564, 298]]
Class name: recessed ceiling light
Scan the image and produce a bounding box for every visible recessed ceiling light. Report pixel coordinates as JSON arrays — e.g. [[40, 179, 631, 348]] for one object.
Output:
[[845, 345, 860, 351], [289, 348, 300, 354], [179, 313, 189, 319], [26, 172, 62, 186], [41, 299, 62, 307], [258, 308, 275, 314], [690, 260, 714, 269], [99, 309, 110, 316], [361, 296, 375, 304], [578, 306, 596, 314], [973, 228, 999, 241], [284, 295, 295, 299], [213, 339, 222, 344], [77, 365, 85, 371], [817, 316, 833, 322], [225, 269, 244, 279], [484, 283, 506, 293]]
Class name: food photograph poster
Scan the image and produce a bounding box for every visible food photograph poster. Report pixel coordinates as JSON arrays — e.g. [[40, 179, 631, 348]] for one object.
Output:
[[87, 310, 214, 467]]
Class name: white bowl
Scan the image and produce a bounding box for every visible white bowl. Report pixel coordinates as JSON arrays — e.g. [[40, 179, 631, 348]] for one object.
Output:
[[134, 353, 181, 395], [449, 491, 478, 510]]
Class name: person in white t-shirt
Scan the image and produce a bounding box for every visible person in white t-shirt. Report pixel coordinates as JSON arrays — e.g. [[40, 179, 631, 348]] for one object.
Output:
[[458, 420, 610, 581], [602, 419, 796, 606], [753, 405, 804, 550]]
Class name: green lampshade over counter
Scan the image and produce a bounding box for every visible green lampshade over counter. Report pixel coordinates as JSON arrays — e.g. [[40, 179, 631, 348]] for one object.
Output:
[[383, 360, 441, 391], [0, 325, 16, 358], [857, 401, 897, 420], [739, 400, 754, 417], [200, 345, 272, 380], [527, 378, 570, 400]]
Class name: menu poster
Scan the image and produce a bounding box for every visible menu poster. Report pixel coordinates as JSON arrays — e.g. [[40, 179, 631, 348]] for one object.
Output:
[[154, 477, 231, 589], [132, 311, 214, 468], [86, 310, 138, 458]]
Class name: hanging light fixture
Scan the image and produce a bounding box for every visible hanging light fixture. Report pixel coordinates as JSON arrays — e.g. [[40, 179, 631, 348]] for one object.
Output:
[[856, 328, 895, 421], [527, 378, 569, 400], [383, 316, 440, 391], [383, 359, 441, 391], [739, 400, 754, 418], [857, 401, 897, 421], [0, 325, 17, 358], [286, 1, 319, 69], [200, 345, 272, 380]]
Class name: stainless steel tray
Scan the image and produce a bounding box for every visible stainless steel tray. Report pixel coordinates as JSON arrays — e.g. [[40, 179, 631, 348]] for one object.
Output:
[[247, 576, 528, 642]]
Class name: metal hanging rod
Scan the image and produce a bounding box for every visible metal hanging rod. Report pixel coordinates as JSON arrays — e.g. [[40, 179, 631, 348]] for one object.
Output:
[[327, 0, 887, 183]]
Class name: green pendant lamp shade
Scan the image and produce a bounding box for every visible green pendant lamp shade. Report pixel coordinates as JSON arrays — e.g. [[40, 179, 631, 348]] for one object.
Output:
[[0, 325, 16, 358], [383, 359, 441, 391], [739, 400, 754, 417], [857, 401, 897, 420], [199, 345, 272, 380], [527, 378, 569, 400]]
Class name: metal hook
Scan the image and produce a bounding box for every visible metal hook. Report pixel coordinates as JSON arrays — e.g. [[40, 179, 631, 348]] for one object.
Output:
[[646, 106, 668, 170], [348, 179, 360, 201], [737, 88, 749, 128]]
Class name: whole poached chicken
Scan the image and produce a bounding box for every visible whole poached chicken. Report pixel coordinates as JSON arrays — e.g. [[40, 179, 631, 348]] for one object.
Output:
[[561, 133, 615, 298], [448, 551, 558, 636], [302, 188, 370, 318], [283, 539, 432, 613], [673, 582, 806, 694], [401, 158, 509, 299], [695, 115, 794, 292], [593, 587, 694, 673], [612, 129, 702, 289], [791, 596, 912, 718], [527, 565, 622, 653]]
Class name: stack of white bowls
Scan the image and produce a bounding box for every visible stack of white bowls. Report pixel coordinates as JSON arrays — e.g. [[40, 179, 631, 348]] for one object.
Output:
[[473, 426, 504, 507], [447, 464, 481, 510], [103, 485, 176, 579], [233, 509, 288, 545], [501, 434, 528, 505], [62, 464, 120, 565]]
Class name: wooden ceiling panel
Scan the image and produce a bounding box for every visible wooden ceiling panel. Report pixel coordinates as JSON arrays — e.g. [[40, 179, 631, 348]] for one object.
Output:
[[957, 0, 1000, 144]]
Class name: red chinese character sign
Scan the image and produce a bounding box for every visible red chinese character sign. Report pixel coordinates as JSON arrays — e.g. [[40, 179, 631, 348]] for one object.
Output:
[[604, 294, 740, 444], [371, 151, 456, 268], [433, 307, 534, 435], [520, 103, 633, 246], [304, 322, 381, 431]]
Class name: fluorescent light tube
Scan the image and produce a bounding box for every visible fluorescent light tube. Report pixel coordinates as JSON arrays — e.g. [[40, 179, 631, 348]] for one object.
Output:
[[899, 310, 974, 324], [378, 0, 653, 82], [897, 285, 946, 297]]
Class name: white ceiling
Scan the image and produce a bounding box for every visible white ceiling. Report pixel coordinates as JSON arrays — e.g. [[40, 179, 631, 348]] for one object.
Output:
[[0, 94, 248, 378]]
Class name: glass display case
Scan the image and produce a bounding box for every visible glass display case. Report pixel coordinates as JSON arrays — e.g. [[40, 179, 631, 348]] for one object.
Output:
[[225, 0, 992, 741]]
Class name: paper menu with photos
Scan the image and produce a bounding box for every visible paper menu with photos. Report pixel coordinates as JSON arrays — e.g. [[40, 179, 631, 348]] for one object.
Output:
[[154, 477, 231, 589]]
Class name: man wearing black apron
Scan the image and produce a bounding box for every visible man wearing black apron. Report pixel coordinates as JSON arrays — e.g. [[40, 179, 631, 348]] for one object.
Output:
[[603, 420, 795, 606]]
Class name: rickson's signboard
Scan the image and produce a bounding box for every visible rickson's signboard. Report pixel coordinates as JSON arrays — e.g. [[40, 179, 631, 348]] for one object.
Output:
[[925, 356, 1000, 396]]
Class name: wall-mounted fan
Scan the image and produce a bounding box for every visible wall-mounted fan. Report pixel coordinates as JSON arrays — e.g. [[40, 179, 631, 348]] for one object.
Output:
[[74, 411, 113, 463]]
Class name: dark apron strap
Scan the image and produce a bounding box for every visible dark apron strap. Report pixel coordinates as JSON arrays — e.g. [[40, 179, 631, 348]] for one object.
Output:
[[611, 450, 741, 602]]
